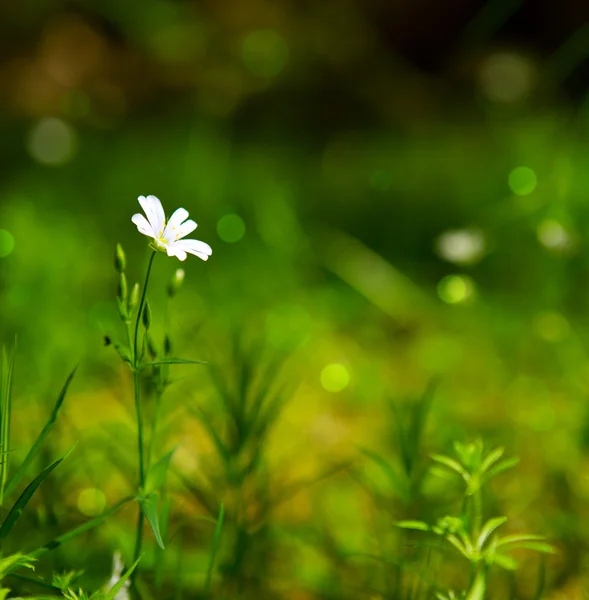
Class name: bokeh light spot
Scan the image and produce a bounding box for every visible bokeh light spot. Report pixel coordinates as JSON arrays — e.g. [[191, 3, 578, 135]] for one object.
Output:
[[537, 219, 571, 252], [508, 166, 537, 196], [0, 230, 15, 258], [435, 229, 485, 265], [77, 487, 106, 517], [321, 363, 350, 393], [217, 214, 246, 243], [242, 30, 289, 77], [479, 53, 535, 104], [27, 118, 77, 166], [535, 311, 569, 342], [437, 275, 475, 304]]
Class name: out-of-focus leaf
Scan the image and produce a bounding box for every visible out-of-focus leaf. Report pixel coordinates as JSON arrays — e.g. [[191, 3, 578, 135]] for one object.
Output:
[[138, 492, 165, 550], [5, 366, 76, 497], [145, 448, 176, 494]]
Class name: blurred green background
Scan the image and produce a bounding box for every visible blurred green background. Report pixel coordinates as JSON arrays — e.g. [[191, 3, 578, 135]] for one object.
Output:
[[2, 0, 589, 598]]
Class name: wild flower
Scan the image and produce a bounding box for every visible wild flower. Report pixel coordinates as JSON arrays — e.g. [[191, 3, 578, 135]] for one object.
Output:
[[132, 195, 212, 261]]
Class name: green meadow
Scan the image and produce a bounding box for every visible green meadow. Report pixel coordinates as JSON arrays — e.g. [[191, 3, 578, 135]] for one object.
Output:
[[1, 2, 589, 598]]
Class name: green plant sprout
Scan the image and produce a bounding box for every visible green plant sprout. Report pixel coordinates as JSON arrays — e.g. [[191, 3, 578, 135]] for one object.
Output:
[[397, 439, 554, 599]]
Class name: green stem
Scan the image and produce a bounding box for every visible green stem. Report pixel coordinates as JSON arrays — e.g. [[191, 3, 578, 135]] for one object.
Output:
[[132, 250, 157, 585], [133, 251, 157, 368]]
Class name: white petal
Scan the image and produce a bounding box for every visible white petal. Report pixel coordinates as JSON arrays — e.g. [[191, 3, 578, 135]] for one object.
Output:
[[138, 195, 166, 235], [173, 238, 212, 261], [174, 219, 197, 240], [132, 214, 156, 238], [166, 244, 187, 261], [166, 208, 189, 230]]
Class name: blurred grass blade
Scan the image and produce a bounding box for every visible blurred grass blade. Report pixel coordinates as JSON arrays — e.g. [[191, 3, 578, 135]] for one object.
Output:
[[204, 502, 224, 595], [0, 445, 75, 541], [190, 406, 230, 465], [104, 555, 141, 600], [0, 343, 16, 505], [4, 366, 77, 498], [146, 448, 176, 494], [29, 495, 133, 561], [141, 358, 206, 368], [360, 447, 409, 503], [155, 496, 172, 589], [139, 492, 165, 549]]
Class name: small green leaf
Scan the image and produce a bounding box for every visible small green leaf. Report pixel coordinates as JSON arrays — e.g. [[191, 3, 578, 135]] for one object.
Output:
[[491, 552, 519, 570], [431, 454, 469, 480], [477, 516, 507, 551], [145, 448, 176, 494], [0, 446, 75, 540], [482, 457, 519, 483], [395, 520, 430, 531], [480, 446, 505, 473], [138, 492, 165, 549]]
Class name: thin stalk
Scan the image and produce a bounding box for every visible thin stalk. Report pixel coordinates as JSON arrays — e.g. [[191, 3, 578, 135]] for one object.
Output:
[[132, 250, 157, 583]]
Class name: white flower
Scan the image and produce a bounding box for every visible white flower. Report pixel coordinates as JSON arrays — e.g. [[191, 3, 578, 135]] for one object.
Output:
[[132, 195, 212, 261]]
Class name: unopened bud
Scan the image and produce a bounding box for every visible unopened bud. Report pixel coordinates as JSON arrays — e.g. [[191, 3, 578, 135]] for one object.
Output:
[[117, 273, 128, 305], [167, 268, 185, 298], [128, 283, 140, 313], [163, 334, 172, 356], [142, 300, 151, 330], [147, 336, 158, 359], [114, 243, 126, 273]]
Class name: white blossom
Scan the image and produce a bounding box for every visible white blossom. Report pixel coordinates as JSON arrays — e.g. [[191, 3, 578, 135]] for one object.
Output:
[[132, 195, 212, 262]]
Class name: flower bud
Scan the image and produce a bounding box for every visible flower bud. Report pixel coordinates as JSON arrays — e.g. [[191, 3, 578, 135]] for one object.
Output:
[[163, 334, 172, 356], [114, 243, 126, 273], [142, 300, 151, 330], [167, 268, 185, 298], [128, 283, 140, 313], [117, 273, 128, 305], [147, 335, 158, 359]]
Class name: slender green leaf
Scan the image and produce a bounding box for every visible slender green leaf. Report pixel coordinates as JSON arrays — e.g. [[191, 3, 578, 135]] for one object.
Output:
[[0, 343, 16, 504], [0, 446, 75, 541], [104, 556, 141, 600], [204, 503, 224, 595], [480, 447, 505, 474], [395, 520, 430, 532], [482, 457, 519, 483], [496, 534, 547, 547], [155, 495, 172, 589], [139, 492, 165, 549], [477, 516, 507, 551], [492, 553, 519, 570], [431, 454, 469, 479], [29, 496, 133, 562], [4, 367, 77, 498], [146, 448, 177, 494], [141, 358, 205, 368]]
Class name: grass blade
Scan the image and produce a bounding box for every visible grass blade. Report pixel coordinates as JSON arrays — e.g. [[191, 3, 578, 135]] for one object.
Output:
[[0, 343, 16, 506], [29, 495, 133, 562], [0, 445, 75, 541], [204, 502, 224, 595], [4, 366, 77, 498]]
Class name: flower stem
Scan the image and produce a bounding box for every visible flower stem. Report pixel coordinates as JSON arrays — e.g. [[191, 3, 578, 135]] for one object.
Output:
[[133, 251, 157, 368], [132, 250, 156, 583]]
